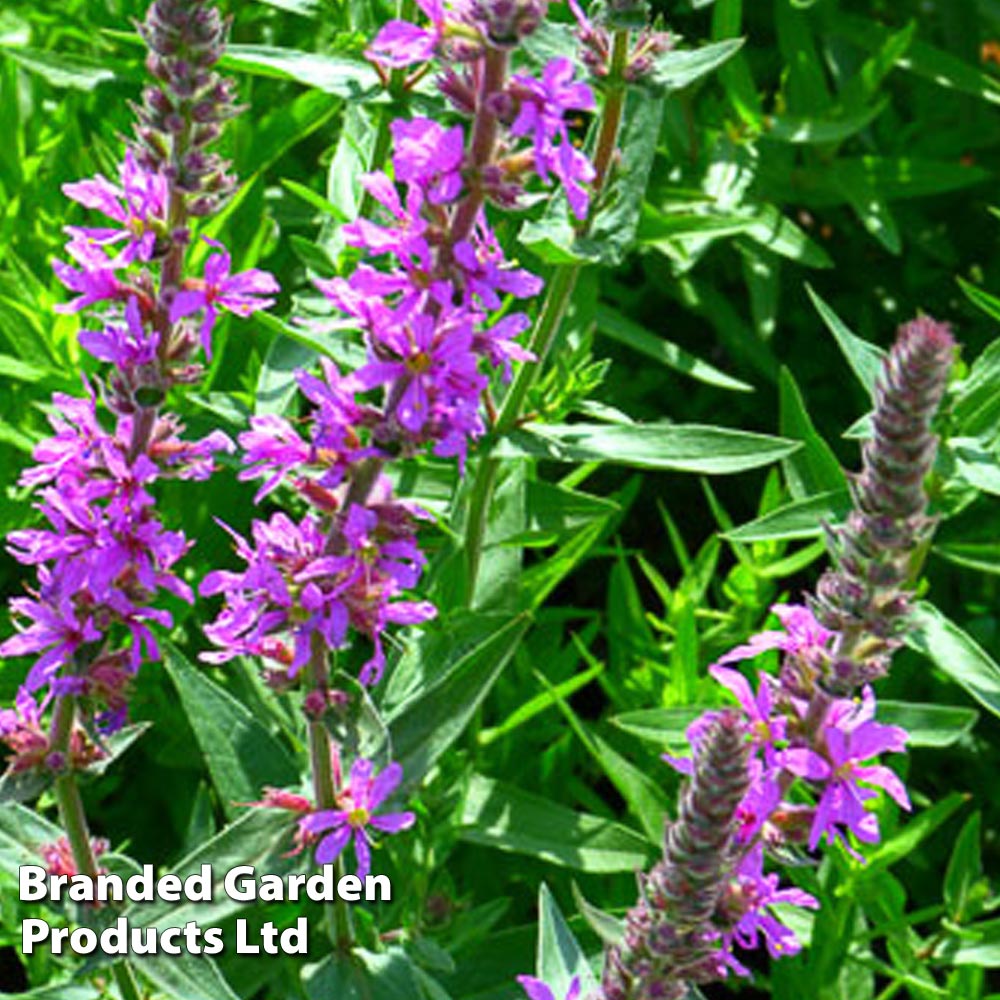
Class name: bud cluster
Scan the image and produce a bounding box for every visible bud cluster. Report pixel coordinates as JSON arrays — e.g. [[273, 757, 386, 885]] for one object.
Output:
[[135, 0, 239, 215], [812, 317, 955, 692]]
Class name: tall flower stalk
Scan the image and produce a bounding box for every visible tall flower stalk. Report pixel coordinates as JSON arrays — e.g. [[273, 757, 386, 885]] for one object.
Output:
[[201, 0, 612, 951], [0, 2, 276, 995], [581, 317, 956, 998]]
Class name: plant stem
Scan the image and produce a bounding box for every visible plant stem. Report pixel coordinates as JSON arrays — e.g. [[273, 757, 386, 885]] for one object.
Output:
[[48, 695, 145, 1000], [462, 31, 632, 601], [307, 636, 355, 953]]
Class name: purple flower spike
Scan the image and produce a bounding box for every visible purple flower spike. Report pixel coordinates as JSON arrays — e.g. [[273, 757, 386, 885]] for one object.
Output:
[[170, 240, 280, 357], [297, 759, 415, 879], [516, 976, 581, 1000]]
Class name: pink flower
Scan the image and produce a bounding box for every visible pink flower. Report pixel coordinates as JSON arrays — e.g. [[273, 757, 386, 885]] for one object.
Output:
[[62, 150, 167, 265], [516, 977, 580, 1000], [170, 239, 279, 357], [780, 687, 910, 854], [297, 759, 415, 879]]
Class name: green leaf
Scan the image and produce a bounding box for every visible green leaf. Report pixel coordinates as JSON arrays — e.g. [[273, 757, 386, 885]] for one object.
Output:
[[386, 615, 529, 789], [221, 45, 379, 99], [835, 15, 1000, 107], [477, 658, 604, 745], [610, 706, 708, 744], [572, 881, 624, 946], [459, 774, 650, 873], [723, 488, 850, 541], [162, 641, 298, 819], [536, 884, 600, 996], [579, 89, 663, 266], [134, 955, 240, 1000], [764, 98, 888, 145], [126, 809, 297, 931], [806, 284, 886, 395], [859, 792, 967, 875], [0, 46, 115, 91], [305, 948, 441, 1000], [496, 422, 800, 473], [649, 38, 745, 92], [944, 813, 984, 922], [779, 367, 847, 498], [0, 804, 61, 878], [255, 332, 317, 417], [908, 602, 1000, 720], [951, 323, 1000, 438], [596, 305, 753, 392], [877, 701, 979, 748], [932, 919, 1000, 968]]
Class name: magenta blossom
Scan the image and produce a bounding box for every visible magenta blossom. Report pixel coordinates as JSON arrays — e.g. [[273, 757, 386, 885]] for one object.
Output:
[[62, 150, 167, 265], [720, 844, 819, 960], [78, 296, 158, 371], [366, 0, 444, 68], [717, 603, 833, 669], [53, 240, 126, 314], [509, 58, 596, 219], [781, 687, 910, 854], [516, 976, 581, 1000], [297, 759, 415, 879], [170, 239, 279, 357], [709, 665, 786, 765], [390, 118, 465, 204]]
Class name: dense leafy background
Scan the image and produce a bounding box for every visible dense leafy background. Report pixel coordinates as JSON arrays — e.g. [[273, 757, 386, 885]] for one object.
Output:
[[2, 0, 1000, 998]]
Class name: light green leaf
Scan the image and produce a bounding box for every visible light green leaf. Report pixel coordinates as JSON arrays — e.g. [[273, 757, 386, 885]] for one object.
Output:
[[0, 46, 115, 91], [496, 422, 800, 474], [460, 774, 650, 873], [536, 884, 600, 996], [908, 603, 1000, 720], [723, 488, 850, 542], [779, 367, 847, 498], [135, 955, 240, 1000], [877, 701, 979, 748], [222, 45, 379, 99], [610, 707, 709, 744], [649, 38, 745, 92]]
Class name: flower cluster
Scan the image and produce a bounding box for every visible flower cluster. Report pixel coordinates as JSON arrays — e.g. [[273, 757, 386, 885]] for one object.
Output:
[[592, 318, 955, 999], [1, 0, 276, 776], [203, 0, 598, 693]]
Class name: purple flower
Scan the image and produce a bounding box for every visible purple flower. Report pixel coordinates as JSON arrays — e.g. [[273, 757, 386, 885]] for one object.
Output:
[[453, 221, 544, 311], [391, 118, 466, 205], [516, 976, 581, 1000], [53, 240, 126, 314], [781, 687, 910, 854], [297, 759, 415, 879], [366, 0, 444, 68], [709, 665, 786, 765], [63, 150, 167, 265], [509, 58, 596, 219], [170, 239, 279, 357], [78, 296, 159, 371], [0, 592, 100, 692], [355, 305, 487, 444], [717, 603, 833, 668], [720, 844, 819, 960]]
